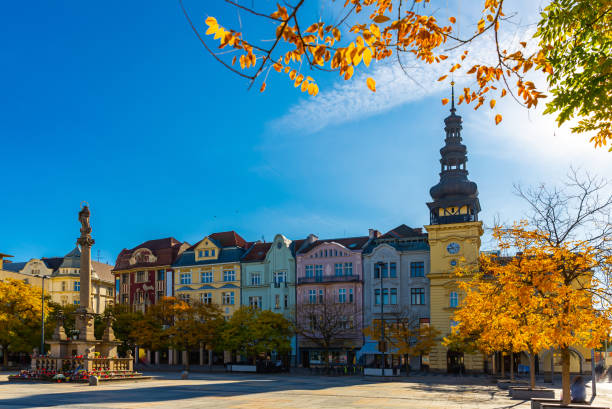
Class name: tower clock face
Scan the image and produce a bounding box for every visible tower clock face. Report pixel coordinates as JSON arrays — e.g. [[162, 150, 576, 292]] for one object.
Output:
[[447, 242, 460, 254]]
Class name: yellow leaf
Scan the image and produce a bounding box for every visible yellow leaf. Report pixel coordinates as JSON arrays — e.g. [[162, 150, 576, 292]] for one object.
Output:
[[442, 98, 449, 105], [438, 75, 448, 81], [495, 114, 502, 125], [373, 15, 390, 23], [490, 99, 496, 109], [260, 82, 266, 93], [301, 80, 308, 92], [363, 48, 372, 67], [366, 77, 376, 92], [477, 19, 485, 33], [205, 25, 218, 36], [205, 17, 217, 27], [449, 17, 456, 24]]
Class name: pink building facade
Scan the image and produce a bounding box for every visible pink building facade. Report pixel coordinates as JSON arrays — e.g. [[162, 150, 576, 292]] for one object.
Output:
[[296, 234, 374, 367]]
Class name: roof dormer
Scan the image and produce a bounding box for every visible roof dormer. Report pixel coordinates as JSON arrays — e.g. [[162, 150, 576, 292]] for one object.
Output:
[[194, 237, 220, 261]]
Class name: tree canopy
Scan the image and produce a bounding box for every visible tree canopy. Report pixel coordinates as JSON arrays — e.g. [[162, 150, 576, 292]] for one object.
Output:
[[186, 0, 611, 149]]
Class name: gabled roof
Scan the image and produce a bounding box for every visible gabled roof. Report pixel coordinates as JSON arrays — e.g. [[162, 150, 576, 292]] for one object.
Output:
[[241, 242, 272, 262], [379, 224, 426, 239], [92, 261, 114, 283], [172, 247, 246, 267], [113, 237, 188, 271], [188, 231, 248, 251], [298, 236, 370, 254]]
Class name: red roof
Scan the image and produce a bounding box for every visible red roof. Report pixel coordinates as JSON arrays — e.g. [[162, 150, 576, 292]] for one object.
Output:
[[188, 231, 249, 251], [241, 242, 272, 262], [113, 237, 188, 271]]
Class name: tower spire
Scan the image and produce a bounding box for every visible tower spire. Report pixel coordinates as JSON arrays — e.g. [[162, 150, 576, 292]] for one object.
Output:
[[450, 81, 456, 114]]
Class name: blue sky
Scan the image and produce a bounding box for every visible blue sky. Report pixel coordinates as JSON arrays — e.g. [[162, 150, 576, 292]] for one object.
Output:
[[2, 1, 610, 265]]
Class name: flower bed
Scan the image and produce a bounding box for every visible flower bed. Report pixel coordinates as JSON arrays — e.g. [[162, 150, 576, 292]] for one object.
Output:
[[8, 369, 140, 383]]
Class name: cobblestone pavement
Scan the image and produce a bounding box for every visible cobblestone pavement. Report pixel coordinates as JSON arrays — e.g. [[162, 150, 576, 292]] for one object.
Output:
[[1, 371, 612, 409]]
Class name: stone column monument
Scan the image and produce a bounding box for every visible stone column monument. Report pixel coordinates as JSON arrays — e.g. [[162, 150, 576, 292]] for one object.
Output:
[[76, 203, 96, 343]]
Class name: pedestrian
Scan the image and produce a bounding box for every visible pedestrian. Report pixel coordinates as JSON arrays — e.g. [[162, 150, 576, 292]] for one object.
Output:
[[570, 375, 587, 403]]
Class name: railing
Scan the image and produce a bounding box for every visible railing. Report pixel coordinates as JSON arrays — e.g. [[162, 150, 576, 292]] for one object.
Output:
[[298, 275, 360, 284], [155, 281, 165, 291], [31, 357, 134, 373]]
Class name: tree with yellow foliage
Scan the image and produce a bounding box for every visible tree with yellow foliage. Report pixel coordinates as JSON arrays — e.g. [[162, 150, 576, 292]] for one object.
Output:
[[363, 311, 440, 374], [183, 0, 611, 150], [453, 222, 611, 404], [0, 279, 47, 366]]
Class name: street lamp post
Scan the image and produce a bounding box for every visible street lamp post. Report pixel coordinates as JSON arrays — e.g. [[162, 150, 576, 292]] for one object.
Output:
[[34, 275, 50, 356]]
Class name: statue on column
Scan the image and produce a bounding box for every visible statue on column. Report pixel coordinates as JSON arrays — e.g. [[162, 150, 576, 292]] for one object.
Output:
[[78, 204, 92, 236]]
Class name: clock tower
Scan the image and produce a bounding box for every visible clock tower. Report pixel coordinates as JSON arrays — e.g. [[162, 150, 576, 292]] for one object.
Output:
[[425, 84, 484, 373]]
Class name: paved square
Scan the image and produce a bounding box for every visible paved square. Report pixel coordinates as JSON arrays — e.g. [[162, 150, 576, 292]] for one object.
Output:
[[2, 372, 612, 409]]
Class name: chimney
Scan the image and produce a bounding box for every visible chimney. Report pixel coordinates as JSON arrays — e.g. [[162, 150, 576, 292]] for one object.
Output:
[[306, 234, 318, 244], [368, 229, 381, 239]]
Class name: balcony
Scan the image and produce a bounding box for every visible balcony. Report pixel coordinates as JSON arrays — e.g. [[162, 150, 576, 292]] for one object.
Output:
[[298, 275, 360, 284]]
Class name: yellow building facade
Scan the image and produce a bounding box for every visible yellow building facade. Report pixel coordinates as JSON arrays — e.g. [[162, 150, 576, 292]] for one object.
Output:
[[172, 231, 249, 317]]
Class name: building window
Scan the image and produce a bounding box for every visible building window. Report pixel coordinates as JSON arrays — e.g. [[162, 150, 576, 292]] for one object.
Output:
[[250, 273, 261, 286], [205, 250, 209, 257], [201, 271, 213, 283], [201, 292, 212, 304], [389, 263, 397, 278], [305, 265, 314, 278], [450, 320, 459, 330], [375, 289, 381, 305], [74, 281, 80, 291], [222, 292, 235, 305], [374, 264, 380, 279], [390, 288, 397, 304], [61, 281, 66, 291], [136, 292, 144, 304], [337, 288, 346, 303], [382, 288, 389, 305], [249, 296, 262, 309], [344, 263, 353, 276], [157, 270, 165, 281], [411, 288, 425, 305], [275, 294, 280, 309], [314, 264, 323, 278], [198, 250, 203, 257], [450, 291, 458, 308], [156, 290, 163, 300], [334, 263, 343, 276], [273, 271, 286, 284], [180, 273, 192, 284], [122, 274, 129, 284], [349, 288, 354, 303], [73, 300, 80, 305], [223, 270, 236, 282], [284, 294, 289, 308], [211, 249, 215, 257], [178, 293, 190, 303], [308, 289, 316, 304], [121, 294, 128, 304], [318, 289, 324, 303], [410, 262, 425, 277]]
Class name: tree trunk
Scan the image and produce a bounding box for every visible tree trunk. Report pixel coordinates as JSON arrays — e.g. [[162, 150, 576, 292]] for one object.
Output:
[[2, 344, 8, 367], [529, 352, 536, 389], [510, 352, 514, 380], [325, 347, 330, 374], [561, 348, 571, 405], [491, 352, 496, 376], [405, 354, 410, 376], [501, 352, 505, 378]]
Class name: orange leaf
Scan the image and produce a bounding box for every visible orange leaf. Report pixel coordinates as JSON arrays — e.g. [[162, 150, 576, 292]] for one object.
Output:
[[260, 82, 267, 93], [501, 89, 507, 97], [366, 77, 376, 92], [373, 15, 390, 23], [490, 99, 496, 109], [442, 98, 449, 105], [449, 16, 456, 24], [495, 114, 502, 125], [438, 75, 448, 81]]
